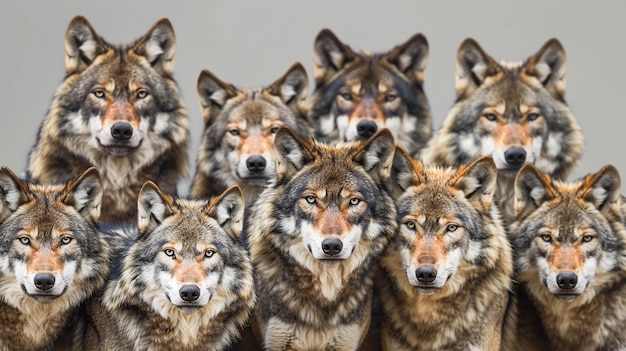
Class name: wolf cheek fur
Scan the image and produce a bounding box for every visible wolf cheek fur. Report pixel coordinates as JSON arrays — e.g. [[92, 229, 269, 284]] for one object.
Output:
[[27, 15, 189, 224]]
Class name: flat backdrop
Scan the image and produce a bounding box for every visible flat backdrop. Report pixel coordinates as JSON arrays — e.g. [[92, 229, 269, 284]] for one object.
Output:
[[1, 1, 624, 194]]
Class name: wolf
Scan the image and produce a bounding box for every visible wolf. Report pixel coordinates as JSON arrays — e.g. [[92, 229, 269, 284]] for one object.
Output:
[[420, 38, 584, 223], [246, 126, 397, 350], [78, 182, 255, 351], [377, 148, 513, 351], [502, 163, 626, 351], [189, 62, 311, 202], [27, 15, 189, 224], [309, 28, 432, 158], [0, 166, 109, 351]]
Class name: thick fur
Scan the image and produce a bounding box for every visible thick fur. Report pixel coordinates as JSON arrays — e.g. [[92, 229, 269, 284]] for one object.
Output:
[[27, 16, 189, 224], [247, 127, 397, 350], [309, 29, 432, 158], [0, 167, 109, 351], [503, 164, 626, 350], [378, 150, 512, 350], [190, 62, 312, 203], [420, 38, 583, 223], [78, 183, 255, 351]]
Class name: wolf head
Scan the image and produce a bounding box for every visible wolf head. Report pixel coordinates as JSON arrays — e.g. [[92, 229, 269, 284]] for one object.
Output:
[[0, 166, 108, 307], [390, 148, 506, 295], [309, 29, 432, 157], [422, 38, 583, 181], [511, 163, 626, 302], [191, 62, 311, 200]]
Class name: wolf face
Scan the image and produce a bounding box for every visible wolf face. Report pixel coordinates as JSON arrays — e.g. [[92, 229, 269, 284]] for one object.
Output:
[[511, 163, 626, 302], [190, 62, 311, 201], [309, 29, 432, 157], [27, 16, 189, 224], [421, 38, 583, 181]]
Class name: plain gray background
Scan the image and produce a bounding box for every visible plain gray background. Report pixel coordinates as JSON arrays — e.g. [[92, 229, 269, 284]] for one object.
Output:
[[1, 1, 624, 194]]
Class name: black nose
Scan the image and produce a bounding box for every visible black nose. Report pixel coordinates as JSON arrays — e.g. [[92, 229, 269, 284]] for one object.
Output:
[[111, 122, 133, 141], [246, 155, 267, 173], [34, 273, 56, 291], [179, 285, 201, 302], [504, 147, 527, 166], [321, 237, 343, 256], [416, 266, 437, 284], [556, 272, 578, 290], [356, 120, 378, 139]]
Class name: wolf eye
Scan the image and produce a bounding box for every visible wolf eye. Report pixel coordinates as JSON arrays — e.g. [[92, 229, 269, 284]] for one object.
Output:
[[349, 198, 361, 206], [136, 89, 149, 99], [527, 113, 540, 121], [540, 234, 552, 242], [405, 221, 416, 230], [205, 249, 215, 258], [18, 237, 30, 246], [339, 93, 353, 101], [483, 113, 497, 121], [582, 235, 594, 243], [304, 195, 316, 204], [446, 224, 459, 232], [93, 90, 105, 99], [270, 126, 281, 134], [229, 129, 240, 136], [384, 93, 397, 102], [164, 249, 176, 258], [60, 236, 73, 245]]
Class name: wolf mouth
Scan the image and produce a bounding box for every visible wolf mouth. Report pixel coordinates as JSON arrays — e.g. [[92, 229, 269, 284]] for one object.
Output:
[[97, 139, 142, 156]]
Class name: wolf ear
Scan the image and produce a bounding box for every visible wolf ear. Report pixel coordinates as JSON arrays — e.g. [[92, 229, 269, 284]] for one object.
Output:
[[133, 18, 176, 76], [62, 167, 103, 222], [354, 129, 396, 185], [386, 33, 429, 85], [197, 69, 238, 123], [580, 165, 622, 212], [0, 167, 30, 223], [514, 163, 555, 217], [390, 145, 423, 198], [450, 156, 497, 212], [137, 181, 175, 235], [207, 186, 245, 239], [267, 62, 309, 112], [274, 126, 315, 181], [455, 38, 500, 98], [313, 28, 357, 84], [523, 38, 567, 100], [64, 16, 108, 74]]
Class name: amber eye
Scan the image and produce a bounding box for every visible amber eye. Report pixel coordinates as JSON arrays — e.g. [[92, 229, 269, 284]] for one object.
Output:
[[229, 129, 240, 136], [164, 249, 176, 258], [60, 236, 73, 245], [18, 237, 30, 245], [340, 93, 353, 101], [305, 195, 316, 204], [205, 249, 215, 258], [93, 90, 105, 99], [349, 198, 361, 206], [405, 221, 416, 230], [136, 89, 149, 99], [483, 113, 497, 121], [582, 235, 594, 243], [270, 126, 280, 134], [527, 113, 540, 121], [540, 234, 552, 242], [385, 93, 397, 102], [446, 224, 459, 232]]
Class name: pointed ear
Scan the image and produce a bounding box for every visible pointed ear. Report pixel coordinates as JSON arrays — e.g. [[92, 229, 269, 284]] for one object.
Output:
[[514, 163, 555, 217], [137, 181, 175, 235], [274, 126, 315, 181], [196, 69, 238, 123], [354, 129, 395, 185], [390, 145, 423, 198], [0, 167, 30, 223], [62, 167, 103, 222], [267, 62, 309, 112], [450, 155, 497, 212], [522, 38, 567, 100], [133, 18, 176, 76], [207, 186, 245, 239], [580, 165, 622, 212], [455, 38, 500, 98], [386, 33, 429, 85], [64, 16, 108, 74], [313, 28, 357, 84]]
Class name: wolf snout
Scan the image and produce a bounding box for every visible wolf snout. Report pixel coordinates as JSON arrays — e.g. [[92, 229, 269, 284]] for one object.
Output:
[[246, 155, 267, 173], [356, 120, 378, 139], [504, 147, 527, 166], [34, 273, 56, 291], [111, 122, 133, 141], [179, 285, 201, 302], [556, 272, 578, 290], [416, 266, 437, 284], [321, 237, 343, 256]]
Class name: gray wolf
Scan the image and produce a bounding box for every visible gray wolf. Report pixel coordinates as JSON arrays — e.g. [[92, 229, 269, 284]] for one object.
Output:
[[246, 126, 397, 350], [309, 28, 432, 158], [420, 38, 583, 223], [79, 182, 255, 351], [0, 166, 109, 351], [502, 163, 626, 350], [189, 62, 311, 203], [27, 15, 189, 224], [377, 149, 512, 350]]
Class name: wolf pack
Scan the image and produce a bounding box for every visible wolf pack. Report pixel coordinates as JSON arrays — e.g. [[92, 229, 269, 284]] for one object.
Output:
[[2, 14, 625, 351]]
